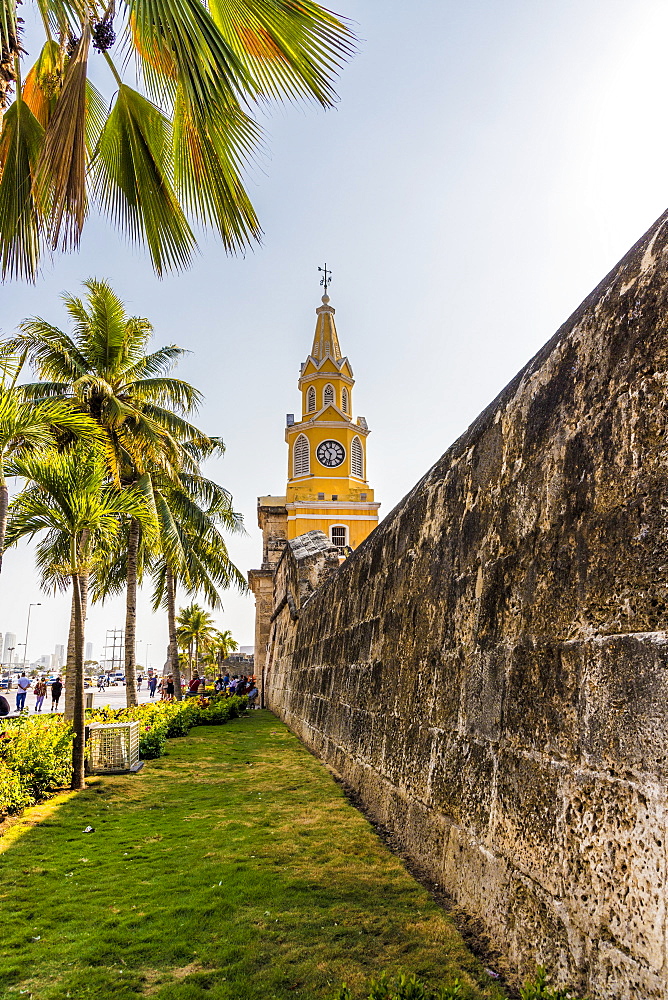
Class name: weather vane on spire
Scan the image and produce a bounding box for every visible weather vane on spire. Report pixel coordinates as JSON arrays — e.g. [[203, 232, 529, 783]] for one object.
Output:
[[318, 263, 332, 294]]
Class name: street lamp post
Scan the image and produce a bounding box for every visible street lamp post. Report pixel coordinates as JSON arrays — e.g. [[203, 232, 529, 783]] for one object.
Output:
[[23, 603, 41, 671]]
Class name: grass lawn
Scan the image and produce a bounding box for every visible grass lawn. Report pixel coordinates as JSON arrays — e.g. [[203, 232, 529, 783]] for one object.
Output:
[[0, 711, 508, 1000]]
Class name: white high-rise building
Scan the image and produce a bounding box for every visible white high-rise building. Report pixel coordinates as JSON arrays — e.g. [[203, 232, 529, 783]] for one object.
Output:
[[85, 642, 93, 662], [54, 644, 64, 669], [3, 632, 16, 666]]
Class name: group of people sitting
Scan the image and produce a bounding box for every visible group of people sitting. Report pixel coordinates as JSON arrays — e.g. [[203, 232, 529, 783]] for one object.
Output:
[[213, 673, 259, 707], [145, 671, 259, 708]]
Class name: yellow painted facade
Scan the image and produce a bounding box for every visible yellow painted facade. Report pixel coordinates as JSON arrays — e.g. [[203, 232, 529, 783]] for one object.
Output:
[[284, 294, 380, 551]]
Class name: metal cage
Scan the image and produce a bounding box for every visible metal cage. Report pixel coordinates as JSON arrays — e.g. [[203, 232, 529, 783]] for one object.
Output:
[[88, 721, 141, 773]]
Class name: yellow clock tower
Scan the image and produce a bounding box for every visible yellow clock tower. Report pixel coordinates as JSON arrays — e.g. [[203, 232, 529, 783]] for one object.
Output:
[[285, 291, 380, 550], [249, 284, 380, 681]]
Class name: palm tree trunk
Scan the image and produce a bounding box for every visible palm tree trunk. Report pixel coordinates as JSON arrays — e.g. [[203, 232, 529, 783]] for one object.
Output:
[[124, 518, 140, 708], [65, 568, 88, 721], [71, 572, 86, 790], [166, 566, 182, 701], [0, 466, 8, 574]]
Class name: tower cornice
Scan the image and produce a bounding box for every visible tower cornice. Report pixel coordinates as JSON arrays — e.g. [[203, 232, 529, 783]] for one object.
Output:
[[285, 418, 371, 442], [298, 368, 354, 389]]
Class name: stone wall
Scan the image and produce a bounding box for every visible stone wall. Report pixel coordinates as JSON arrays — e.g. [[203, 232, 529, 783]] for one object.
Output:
[[249, 497, 288, 684], [265, 210, 668, 999]]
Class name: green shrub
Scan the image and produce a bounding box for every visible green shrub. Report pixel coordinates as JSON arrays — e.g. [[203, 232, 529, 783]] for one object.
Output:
[[0, 759, 32, 814], [335, 967, 590, 1000], [335, 973, 462, 999], [165, 703, 199, 737], [520, 968, 587, 1000], [139, 726, 168, 759], [0, 715, 73, 809]]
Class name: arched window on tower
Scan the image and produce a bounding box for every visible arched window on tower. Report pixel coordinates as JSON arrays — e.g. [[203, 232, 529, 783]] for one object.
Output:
[[341, 387, 349, 414], [351, 436, 364, 479], [323, 384, 335, 407], [306, 386, 316, 413], [294, 434, 310, 477]]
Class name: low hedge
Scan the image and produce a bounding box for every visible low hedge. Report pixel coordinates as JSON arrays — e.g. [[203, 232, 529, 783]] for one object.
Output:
[[0, 695, 248, 818], [0, 714, 73, 815], [89, 695, 248, 759]]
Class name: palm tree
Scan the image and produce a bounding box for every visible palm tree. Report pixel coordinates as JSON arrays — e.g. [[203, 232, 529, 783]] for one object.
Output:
[[176, 603, 217, 682], [4, 446, 154, 788], [90, 446, 245, 700], [0, 351, 100, 572], [15, 278, 212, 707], [201, 629, 239, 670], [0, 0, 354, 279], [150, 465, 245, 695]]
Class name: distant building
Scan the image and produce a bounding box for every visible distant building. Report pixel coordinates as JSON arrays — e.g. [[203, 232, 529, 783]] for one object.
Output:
[[85, 642, 93, 662], [223, 652, 254, 670], [3, 632, 16, 666], [54, 644, 64, 669], [239, 646, 254, 656]]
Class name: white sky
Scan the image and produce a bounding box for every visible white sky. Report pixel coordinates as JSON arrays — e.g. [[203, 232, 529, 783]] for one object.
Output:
[[1, 0, 667, 667]]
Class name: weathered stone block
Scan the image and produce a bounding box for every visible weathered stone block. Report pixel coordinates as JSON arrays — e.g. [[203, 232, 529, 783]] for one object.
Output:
[[492, 750, 563, 895], [429, 733, 494, 838], [561, 772, 665, 970], [581, 633, 668, 778], [504, 640, 583, 759]]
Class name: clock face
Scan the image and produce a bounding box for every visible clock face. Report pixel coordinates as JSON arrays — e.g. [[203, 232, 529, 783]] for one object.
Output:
[[316, 440, 346, 468]]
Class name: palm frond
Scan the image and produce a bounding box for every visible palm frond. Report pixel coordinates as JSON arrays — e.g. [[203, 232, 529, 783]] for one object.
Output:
[[91, 84, 196, 274], [16, 317, 90, 380], [35, 26, 91, 251], [0, 0, 17, 63], [121, 345, 187, 381], [128, 0, 249, 118], [173, 87, 261, 250], [85, 80, 107, 157], [0, 99, 45, 281], [207, 0, 355, 107], [122, 376, 203, 414]]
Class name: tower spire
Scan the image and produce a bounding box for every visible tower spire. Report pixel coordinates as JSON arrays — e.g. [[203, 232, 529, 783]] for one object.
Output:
[[311, 263, 342, 361]]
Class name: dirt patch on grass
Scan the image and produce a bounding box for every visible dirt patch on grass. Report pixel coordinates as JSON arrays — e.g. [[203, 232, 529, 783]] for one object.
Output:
[[141, 962, 206, 995]]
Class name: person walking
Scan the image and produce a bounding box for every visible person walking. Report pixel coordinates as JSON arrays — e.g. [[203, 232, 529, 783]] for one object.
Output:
[[51, 676, 63, 711], [148, 675, 158, 699], [34, 677, 47, 712], [15, 673, 31, 712], [165, 675, 175, 702], [187, 672, 201, 698]]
